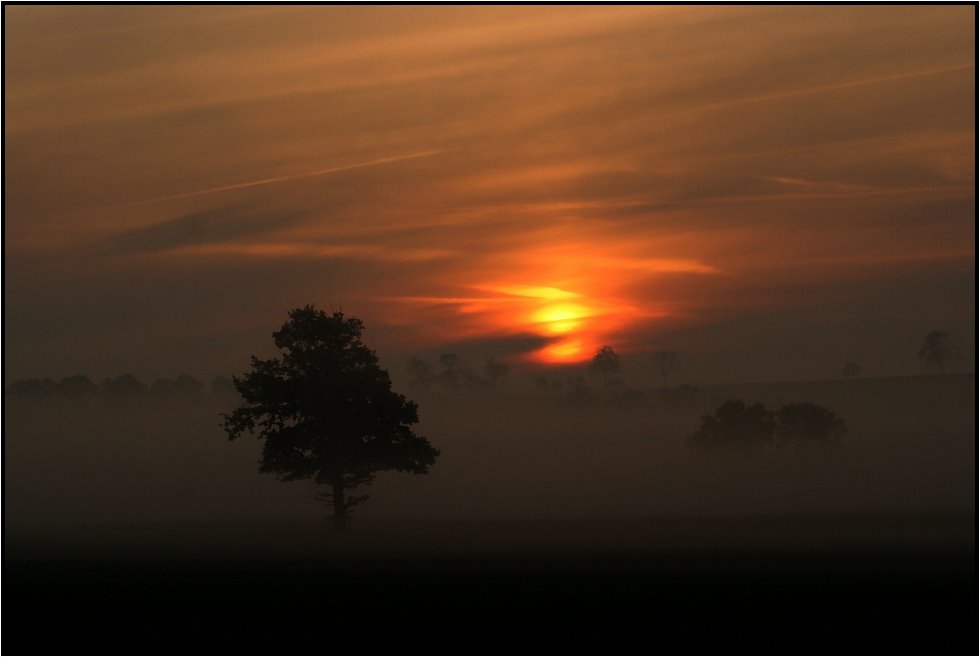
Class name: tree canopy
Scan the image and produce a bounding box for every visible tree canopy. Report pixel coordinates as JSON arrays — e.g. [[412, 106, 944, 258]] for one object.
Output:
[[590, 345, 621, 385], [222, 305, 439, 529], [690, 399, 846, 448], [652, 351, 678, 387], [918, 330, 955, 372]]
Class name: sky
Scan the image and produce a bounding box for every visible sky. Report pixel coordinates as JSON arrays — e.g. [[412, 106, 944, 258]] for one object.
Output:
[[4, 5, 976, 384]]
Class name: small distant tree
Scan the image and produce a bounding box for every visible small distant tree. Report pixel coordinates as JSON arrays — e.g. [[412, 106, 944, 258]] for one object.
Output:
[[407, 357, 437, 391], [842, 361, 861, 379], [211, 375, 236, 397], [561, 376, 594, 406], [458, 368, 488, 390], [437, 353, 461, 388], [174, 374, 204, 401], [484, 357, 509, 387], [689, 399, 776, 447], [438, 353, 459, 371], [777, 403, 846, 442], [7, 378, 59, 399], [652, 351, 678, 387], [222, 305, 439, 530], [102, 374, 146, 398], [918, 330, 955, 372], [150, 378, 179, 399], [58, 375, 98, 398], [590, 345, 621, 385]]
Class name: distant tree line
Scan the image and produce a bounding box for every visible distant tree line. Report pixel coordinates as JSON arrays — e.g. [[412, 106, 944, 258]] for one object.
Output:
[[6, 374, 239, 401], [407, 353, 510, 392], [530, 345, 695, 410]]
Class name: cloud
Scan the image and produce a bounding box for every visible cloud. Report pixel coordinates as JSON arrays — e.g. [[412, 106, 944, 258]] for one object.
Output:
[[98, 206, 302, 256], [161, 242, 458, 263], [413, 332, 561, 360]]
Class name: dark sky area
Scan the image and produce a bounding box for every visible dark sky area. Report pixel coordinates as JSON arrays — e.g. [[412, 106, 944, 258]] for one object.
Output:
[[4, 5, 975, 384]]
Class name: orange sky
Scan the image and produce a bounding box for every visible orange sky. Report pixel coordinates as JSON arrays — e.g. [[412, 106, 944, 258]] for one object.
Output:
[[4, 6, 975, 381]]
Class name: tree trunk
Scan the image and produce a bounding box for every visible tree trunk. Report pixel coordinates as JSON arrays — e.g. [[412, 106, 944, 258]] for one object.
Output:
[[332, 479, 347, 531]]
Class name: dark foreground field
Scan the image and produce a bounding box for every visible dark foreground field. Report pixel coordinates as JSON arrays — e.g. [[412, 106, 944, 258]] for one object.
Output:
[[5, 373, 976, 653], [5, 514, 977, 654]]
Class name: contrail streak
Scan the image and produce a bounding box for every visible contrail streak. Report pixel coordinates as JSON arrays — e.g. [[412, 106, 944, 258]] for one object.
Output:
[[702, 63, 974, 111], [116, 149, 447, 208]]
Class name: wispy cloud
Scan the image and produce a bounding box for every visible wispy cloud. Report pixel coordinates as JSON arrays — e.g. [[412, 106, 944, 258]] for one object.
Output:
[[160, 242, 458, 263], [99, 206, 302, 256]]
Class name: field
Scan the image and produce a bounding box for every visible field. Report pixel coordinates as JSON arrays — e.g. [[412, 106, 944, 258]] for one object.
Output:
[[4, 373, 976, 652]]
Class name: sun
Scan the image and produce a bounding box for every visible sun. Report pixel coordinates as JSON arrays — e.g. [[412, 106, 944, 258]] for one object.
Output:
[[537, 339, 586, 363], [530, 303, 593, 336], [459, 281, 638, 364]]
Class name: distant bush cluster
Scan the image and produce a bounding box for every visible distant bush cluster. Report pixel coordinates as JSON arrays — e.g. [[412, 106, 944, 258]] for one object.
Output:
[[689, 400, 846, 448], [6, 374, 238, 401]]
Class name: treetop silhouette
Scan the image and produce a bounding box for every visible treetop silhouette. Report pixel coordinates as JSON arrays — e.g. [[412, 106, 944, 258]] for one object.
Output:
[[918, 330, 956, 372], [222, 305, 439, 530], [590, 345, 621, 385]]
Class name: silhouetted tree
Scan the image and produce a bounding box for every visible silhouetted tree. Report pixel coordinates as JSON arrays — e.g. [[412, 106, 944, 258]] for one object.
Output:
[[590, 345, 621, 385], [918, 330, 955, 372], [174, 374, 204, 400], [561, 376, 594, 406], [777, 402, 846, 442], [150, 378, 179, 399], [484, 357, 509, 387], [58, 375, 98, 398], [431, 353, 486, 390], [8, 378, 59, 399], [437, 353, 461, 388], [102, 374, 147, 398], [407, 357, 437, 391], [211, 375, 236, 397], [223, 305, 439, 530], [689, 399, 775, 447], [652, 351, 678, 387], [458, 367, 488, 390], [842, 361, 861, 379]]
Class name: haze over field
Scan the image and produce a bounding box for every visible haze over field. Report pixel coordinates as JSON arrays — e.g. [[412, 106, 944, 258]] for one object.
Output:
[[4, 5, 975, 383]]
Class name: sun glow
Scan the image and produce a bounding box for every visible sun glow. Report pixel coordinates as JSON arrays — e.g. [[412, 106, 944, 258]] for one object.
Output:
[[539, 339, 586, 362], [531, 303, 593, 335], [491, 283, 632, 364], [476, 284, 617, 363], [384, 239, 716, 364]]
